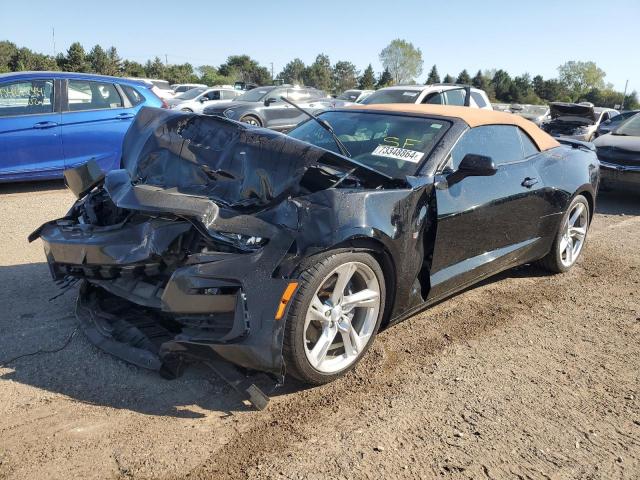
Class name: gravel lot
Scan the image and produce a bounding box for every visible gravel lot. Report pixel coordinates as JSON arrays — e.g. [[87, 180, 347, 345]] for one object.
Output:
[[1, 181, 639, 479]]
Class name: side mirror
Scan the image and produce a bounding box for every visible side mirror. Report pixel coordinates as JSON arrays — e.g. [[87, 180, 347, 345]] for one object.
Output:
[[264, 97, 277, 106], [457, 154, 497, 176], [199, 97, 207, 103]]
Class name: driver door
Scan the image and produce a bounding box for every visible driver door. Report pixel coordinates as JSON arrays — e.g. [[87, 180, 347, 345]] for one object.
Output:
[[428, 125, 548, 300]]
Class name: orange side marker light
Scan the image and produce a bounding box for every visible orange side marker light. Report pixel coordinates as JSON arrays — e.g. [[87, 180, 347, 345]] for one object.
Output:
[[275, 282, 299, 320]]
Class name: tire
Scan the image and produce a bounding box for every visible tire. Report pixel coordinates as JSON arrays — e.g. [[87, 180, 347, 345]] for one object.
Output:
[[240, 115, 262, 127], [538, 194, 590, 273], [283, 251, 386, 385]]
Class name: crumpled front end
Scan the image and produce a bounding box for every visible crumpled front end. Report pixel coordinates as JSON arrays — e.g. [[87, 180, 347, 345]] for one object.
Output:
[[34, 177, 297, 377]]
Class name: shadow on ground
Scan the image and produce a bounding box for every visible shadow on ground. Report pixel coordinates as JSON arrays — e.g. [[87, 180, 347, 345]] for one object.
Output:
[[0, 179, 66, 195], [596, 190, 640, 216]]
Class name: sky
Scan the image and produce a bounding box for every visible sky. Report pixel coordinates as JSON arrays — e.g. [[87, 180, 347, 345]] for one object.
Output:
[[2, 0, 638, 92]]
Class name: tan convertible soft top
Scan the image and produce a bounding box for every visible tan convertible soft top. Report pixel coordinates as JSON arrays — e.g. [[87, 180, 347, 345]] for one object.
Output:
[[344, 104, 560, 152]]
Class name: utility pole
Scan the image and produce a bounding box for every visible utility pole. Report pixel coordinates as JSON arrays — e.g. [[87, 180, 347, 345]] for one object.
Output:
[[621, 79, 629, 110], [270, 62, 274, 82], [52, 27, 56, 57], [165, 54, 168, 66]]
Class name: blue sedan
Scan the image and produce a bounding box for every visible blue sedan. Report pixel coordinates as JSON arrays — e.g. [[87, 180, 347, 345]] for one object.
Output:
[[0, 71, 164, 183]]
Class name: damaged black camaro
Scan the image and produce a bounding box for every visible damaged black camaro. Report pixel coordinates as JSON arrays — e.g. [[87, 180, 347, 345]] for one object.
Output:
[[31, 104, 599, 388]]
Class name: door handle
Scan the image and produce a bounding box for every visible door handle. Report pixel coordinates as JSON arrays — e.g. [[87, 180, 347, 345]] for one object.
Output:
[[33, 121, 58, 129], [115, 113, 134, 119], [521, 177, 539, 188]]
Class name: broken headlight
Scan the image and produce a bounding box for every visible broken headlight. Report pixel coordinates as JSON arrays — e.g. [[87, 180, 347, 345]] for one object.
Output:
[[207, 231, 267, 251]]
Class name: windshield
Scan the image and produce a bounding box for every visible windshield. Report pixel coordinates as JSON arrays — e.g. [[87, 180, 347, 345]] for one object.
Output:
[[337, 90, 360, 101], [175, 87, 206, 100], [518, 105, 548, 116], [234, 87, 273, 102], [151, 80, 172, 91], [360, 89, 421, 104], [615, 113, 640, 136], [287, 111, 448, 177]]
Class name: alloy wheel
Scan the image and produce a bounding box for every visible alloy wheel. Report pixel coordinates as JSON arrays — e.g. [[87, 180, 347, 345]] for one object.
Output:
[[303, 262, 381, 373], [559, 202, 588, 268], [242, 117, 260, 126]]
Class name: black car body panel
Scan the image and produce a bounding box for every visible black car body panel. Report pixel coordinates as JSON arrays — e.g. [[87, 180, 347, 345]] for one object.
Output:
[[31, 107, 599, 380], [594, 128, 640, 191]]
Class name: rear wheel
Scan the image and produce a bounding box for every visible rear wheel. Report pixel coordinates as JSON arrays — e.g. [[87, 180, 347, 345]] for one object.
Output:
[[240, 115, 261, 127], [538, 195, 590, 273], [283, 252, 385, 385]]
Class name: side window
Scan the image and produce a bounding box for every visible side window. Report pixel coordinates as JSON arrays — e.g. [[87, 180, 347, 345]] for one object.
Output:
[[518, 128, 539, 158], [205, 90, 221, 101], [267, 89, 285, 102], [0, 79, 54, 117], [121, 85, 144, 106], [450, 125, 525, 169], [67, 80, 123, 111], [444, 89, 467, 106], [221, 90, 237, 100], [424, 92, 444, 105], [470, 91, 488, 108]]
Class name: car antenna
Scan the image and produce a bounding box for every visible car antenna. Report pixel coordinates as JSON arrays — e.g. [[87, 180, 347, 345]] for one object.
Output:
[[279, 96, 351, 158]]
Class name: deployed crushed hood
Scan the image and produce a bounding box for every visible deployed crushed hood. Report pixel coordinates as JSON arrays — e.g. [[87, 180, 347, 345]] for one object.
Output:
[[549, 102, 596, 123], [120, 107, 395, 212]]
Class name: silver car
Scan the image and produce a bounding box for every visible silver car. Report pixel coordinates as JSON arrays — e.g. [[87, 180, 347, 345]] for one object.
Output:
[[168, 87, 242, 113]]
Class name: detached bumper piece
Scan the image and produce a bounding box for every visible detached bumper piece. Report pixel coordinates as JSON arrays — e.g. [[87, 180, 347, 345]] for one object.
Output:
[[76, 281, 272, 410]]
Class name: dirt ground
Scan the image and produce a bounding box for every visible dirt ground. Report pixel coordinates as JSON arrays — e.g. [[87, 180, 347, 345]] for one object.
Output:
[[0, 181, 638, 480]]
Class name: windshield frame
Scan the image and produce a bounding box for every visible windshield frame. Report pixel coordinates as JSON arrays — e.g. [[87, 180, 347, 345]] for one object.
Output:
[[287, 109, 452, 178]]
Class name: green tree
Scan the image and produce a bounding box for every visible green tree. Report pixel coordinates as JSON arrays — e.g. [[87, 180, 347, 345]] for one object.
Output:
[[557, 60, 606, 101], [88, 45, 109, 74], [198, 65, 233, 86], [303, 54, 332, 91], [165, 63, 198, 84], [491, 69, 513, 101], [456, 69, 471, 85], [0, 41, 18, 73], [442, 73, 455, 83], [376, 68, 393, 88], [379, 39, 423, 84], [471, 70, 487, 89], [358, 64, 376, 90], [145, 56, 165, 78], [9, 47, 57, 71], [122, 60, 145, 77], [279, 58, 306, 85], [64, 42, 88, 72], [426, 64, 440, 84], [105, 47, 122, 76], [333, 60, 358, 94], [219, 55, 271, 85]]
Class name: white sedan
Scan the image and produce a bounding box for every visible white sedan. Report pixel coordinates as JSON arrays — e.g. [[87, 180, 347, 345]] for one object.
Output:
[[168, 87, 242, 113]]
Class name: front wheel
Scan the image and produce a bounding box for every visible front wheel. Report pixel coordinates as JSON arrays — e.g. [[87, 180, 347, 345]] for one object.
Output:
[[538, 195, 590, 273], [240, 115, 261, 127], [283, 252, 386, 385]]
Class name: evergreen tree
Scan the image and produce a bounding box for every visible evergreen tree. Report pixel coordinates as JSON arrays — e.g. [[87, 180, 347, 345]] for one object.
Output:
[[376, 68, 393, 88], [456, 69, 471, 85], [333, 60, 358, 94], [64, 42, 88, 72], [358, 64, 376, 89], [426, 65, 440, 84], [279, 58, 306, 85], [443, 73, 455, 83], [303, 54, 332, 91], [88, 45, 109, 74], [472, 69, 487, 90]]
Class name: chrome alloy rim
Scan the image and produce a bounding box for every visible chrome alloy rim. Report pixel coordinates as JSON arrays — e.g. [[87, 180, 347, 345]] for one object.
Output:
[[303, 262, 381, 373], [560, 202, 588, 268], [242, 117, 259, 126]]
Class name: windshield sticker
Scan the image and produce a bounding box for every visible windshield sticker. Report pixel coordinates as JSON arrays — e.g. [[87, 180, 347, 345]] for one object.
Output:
[[383, 136, 422, 149], [372, 145, 424, 163], [402, 92, 418, 97]]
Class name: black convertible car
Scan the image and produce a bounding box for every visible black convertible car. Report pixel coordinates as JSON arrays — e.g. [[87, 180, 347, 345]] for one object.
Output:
[[30, 104, 599, 390]]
